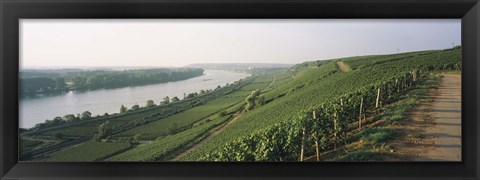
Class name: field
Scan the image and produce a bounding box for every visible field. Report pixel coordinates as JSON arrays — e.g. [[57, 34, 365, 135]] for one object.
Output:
[[109, 115, 232, 161], [115, 77, 271, 140], [20, 47, 461, 161], [180, 47, 461, 160], [40, 141, 132, 161]]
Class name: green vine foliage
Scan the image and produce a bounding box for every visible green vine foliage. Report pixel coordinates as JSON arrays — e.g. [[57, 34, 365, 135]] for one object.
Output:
[[200, 69, 422, 161]]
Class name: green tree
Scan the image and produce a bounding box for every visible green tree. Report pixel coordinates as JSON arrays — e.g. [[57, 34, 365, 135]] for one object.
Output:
[[131, 104, 140, 111], [186, 93, 196, 99], [54, 77, 66, 90], [246, 95, 255, 111], [245, 89, 262, 111], [52, 116, 64, 124], [256, 95, 266, 106], [146, 100, 155, 108], [94, 121, 110, 141], [70, 76, 87, 89], [120, 105, 127, 113], [161, 96, 170, 105], [171, 96, 180, 102], [62, 114, 77, 123], [81, 111, 92, 120], [133, 134, 142, 143], [20, 78, 55, 94]]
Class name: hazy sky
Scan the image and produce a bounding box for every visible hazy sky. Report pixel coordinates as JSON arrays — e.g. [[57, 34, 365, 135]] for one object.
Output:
[[20, 19, 461, 68]]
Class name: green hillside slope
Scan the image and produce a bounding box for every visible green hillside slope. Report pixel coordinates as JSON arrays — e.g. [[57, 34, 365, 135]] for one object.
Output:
[[181, 47, 461, 160]]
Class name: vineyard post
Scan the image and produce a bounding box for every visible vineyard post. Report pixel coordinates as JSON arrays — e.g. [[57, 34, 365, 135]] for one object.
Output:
[[313, 111, 320, 161], [413, 69, 417, 82], [300, 126, 306, 161], [395, 79, 399, 92], [404, 75, 407, 91], [375, 88, 381, 109], [333, 112, 337, 150], [359, 97, 363, 129]]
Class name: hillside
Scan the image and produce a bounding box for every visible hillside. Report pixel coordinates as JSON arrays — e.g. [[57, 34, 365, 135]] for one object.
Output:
[[22, 47, 461, 162], [180, 47, 461, 161]]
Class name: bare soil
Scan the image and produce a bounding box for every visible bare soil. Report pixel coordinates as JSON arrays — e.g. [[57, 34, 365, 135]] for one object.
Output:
[[336, 61, 351, 72], [392, 73, 461, 161], [415, 74, 461, 161]]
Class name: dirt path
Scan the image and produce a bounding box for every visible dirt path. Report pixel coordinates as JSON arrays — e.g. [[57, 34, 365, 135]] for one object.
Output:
[[171, 110, 243, 161], [262, 75, 276, 91], [415, 74, 461, 161], [336, 61, 351, 72], [171, 75, 277, 161]]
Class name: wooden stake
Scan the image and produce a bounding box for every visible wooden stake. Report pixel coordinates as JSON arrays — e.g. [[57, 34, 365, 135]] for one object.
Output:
[[313, 111, 320, 161], [359, 97, 363, 129], [375, 88, 381, 108], [300, 127, 306, 161], [333, 112, 337, 150], [315, 140, 320, 161], [395, 79, 399, 92], [413, 69, 417, 82]]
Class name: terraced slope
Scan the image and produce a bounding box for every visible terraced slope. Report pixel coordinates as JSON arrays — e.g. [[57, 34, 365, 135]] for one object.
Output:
[[181, 47, 461, 160]]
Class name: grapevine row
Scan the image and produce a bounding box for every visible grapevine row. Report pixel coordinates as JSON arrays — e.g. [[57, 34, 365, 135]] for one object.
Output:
[[199, 68, 426, 161]]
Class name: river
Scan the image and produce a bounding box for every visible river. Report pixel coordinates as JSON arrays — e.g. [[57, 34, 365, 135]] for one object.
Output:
[[19, 70, 250, 128]]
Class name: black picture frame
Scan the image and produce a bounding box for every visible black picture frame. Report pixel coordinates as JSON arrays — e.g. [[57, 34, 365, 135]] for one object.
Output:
[[1, 0, 479, 179]]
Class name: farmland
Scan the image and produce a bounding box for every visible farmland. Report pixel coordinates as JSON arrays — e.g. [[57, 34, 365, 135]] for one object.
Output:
[[40, 141, 132, 161], [180, 47, 461, 161], [20, 47, 461, 161]]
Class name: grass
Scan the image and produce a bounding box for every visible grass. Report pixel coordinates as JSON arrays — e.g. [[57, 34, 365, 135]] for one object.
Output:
[[40, 141, 132, 161], [39, 105, 183, 137], [19, 138, 46, 152], [25, 48, 458, 162], [182, 49, 459, 160], [333, 73, 445, 161], [334, 150, 397, 161], [30, 77, 258, 138], [109, 115, 232, 161], [116, 77, 271, 140], [116, 96, 244, 140], [359, 127, 401, 144]]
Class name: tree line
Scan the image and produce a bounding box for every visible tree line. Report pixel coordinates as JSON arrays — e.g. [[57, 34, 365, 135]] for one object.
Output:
[[20, 68, 204, 96], [26, 76, 255, 136]]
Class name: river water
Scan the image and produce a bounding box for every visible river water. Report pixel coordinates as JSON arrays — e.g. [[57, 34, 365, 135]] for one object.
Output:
[[19, 70, 250, 128]]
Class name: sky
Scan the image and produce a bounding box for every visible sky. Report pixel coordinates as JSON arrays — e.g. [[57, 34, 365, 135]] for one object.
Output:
[[20, 19, 461, 68]]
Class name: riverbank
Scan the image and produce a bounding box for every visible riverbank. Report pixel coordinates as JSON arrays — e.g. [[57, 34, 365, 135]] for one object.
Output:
[[20, 70, 251, 128]]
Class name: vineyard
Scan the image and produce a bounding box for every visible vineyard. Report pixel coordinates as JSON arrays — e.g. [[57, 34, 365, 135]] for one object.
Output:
[[109, 114, 233, 161], [199, 70, 423, 161], [115, 76, 270, 140], [40, 141, 132, 161], [20, 47, 461, 162], [181, 47, 461, 161]]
